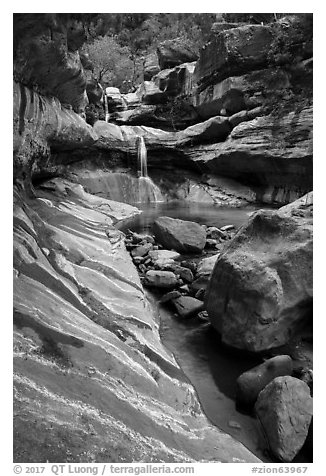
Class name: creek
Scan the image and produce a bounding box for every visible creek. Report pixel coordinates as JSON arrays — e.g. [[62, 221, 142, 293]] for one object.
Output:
[[118, 200, 271, 461]]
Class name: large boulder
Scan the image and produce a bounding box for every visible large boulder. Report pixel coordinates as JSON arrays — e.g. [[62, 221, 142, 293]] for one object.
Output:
[[255, 376, 313, 462], [157, 38, 198, 70], [236, 355, 293, 407], [153, 217, 206, 254], [205, 193, 313, 352]]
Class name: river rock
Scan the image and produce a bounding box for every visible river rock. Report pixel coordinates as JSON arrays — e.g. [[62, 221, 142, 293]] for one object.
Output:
[[255, 376, 313, 462], [149, 250, 180, 262], [177, 267, 194, 283], [157, 38, 198, 70], [153, 216, 206, 254], [144, 270, 178, 289], [160, 290, 182, 304], [205, 193, 313, 352], [236, 355, 293, 408], [171, 296, 205, 319], [131, 243, 153, 258]]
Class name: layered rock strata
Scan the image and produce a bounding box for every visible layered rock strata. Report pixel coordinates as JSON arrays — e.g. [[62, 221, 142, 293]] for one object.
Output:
[[13, 180, 259, 463]]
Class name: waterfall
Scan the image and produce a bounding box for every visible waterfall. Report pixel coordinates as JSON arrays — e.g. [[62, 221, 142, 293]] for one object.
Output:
[[104, 92, 109, 122], [137, 136, 148, 177], [136, 136, 163, 203]]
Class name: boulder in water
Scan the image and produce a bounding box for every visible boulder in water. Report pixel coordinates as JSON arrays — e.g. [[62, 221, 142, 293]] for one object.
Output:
[[205, 193, 313, 352], [255, 376, 313, 462], [236, 355, 293, 408], [153, 216, 206, 254]]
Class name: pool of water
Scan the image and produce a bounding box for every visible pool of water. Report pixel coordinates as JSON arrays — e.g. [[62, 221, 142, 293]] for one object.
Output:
[[117, 200, 263, 234]]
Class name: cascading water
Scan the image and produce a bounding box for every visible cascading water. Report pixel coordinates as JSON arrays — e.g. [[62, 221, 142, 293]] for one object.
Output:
[[104, 92, 109, 122], [136, 136, 163, 203]]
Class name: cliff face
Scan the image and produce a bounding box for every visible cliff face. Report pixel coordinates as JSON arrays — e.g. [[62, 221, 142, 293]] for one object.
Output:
[[13, 14, 89, 113]]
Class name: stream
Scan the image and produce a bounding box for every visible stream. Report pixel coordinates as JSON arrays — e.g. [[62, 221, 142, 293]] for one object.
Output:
[[118, 199, 311, 463], [119, 200, 271, 461]]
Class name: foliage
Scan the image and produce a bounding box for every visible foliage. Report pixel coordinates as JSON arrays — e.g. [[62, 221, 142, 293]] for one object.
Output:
[[82, 13, 218, 92], [82, 36, 134, 89]]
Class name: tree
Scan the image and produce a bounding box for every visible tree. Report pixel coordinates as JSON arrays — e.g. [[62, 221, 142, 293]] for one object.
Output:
[[82, 36, 134, 89]]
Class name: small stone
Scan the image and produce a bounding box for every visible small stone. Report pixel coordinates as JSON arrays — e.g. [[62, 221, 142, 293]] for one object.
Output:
[[179, 284, 190, 293], [179, 267, 194, 283], [144, 270, 178, 288], [195, 288, 206, 301], [132, 256, 144, 265], [220, 224, 235, 231], [205, 239, 218, 249], [171, 296, 205, 319], [228, 420, 241, 430], [131, 243, 153, 257], [160, 290, 182, 304], [198, 310, 209, 321], [206, 226, 227, 239]]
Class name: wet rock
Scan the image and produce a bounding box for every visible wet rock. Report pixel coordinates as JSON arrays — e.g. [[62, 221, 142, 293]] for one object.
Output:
[[132, 256, 145, 265], [131, 243, 153, 258], [198, 310, 209, 322], [179, 284, 190, 294], [144, 270, 178, 289], [160, 290, 182, 304], [195, 289, 206, 301], [157, 38, 198, 70], [206, 227, 227, 240], [236, 355, 293, 408], [255, 376, 313, 462], [205, 194, 313, 352], [205, 238, 219, 249], [228, 420, 242, 430], [180, 261, 198, 274], [153, 216, 206, 254], [171, 296, 205, 319], [149, 250, 180, 262], [178, 267, 194, 283], [220, 224, 235, 232]]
